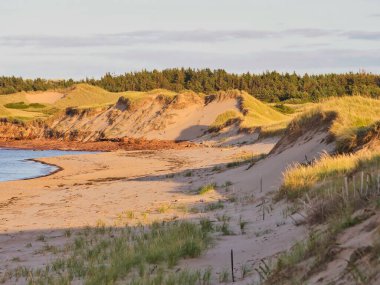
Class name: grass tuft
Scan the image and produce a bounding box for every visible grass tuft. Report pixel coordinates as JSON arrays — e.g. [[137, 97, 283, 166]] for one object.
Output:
[[198, 183, 217, 195]]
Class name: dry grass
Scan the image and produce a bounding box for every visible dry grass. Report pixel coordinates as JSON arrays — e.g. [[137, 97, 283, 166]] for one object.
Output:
[[198, 183, 217, 195], [0, 84, 179, 121], [209, 110, 242, 131], [56, 84, 176, 109], [239, 92, 289, 130], [281, 96, 380, 197], [280, 150, 380, 199], [287, 96, 380, 152]]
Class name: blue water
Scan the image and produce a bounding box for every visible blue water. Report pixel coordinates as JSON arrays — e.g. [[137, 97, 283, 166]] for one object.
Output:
[[0, 149, 91, 182]]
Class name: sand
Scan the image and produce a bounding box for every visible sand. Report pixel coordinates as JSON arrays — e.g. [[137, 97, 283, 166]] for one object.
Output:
[[0, 130, 334, 283], [25, 92, 64, 104]]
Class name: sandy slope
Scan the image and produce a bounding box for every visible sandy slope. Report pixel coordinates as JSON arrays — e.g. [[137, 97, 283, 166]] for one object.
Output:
[[182, 130, 335, 283], [49, 94, 241, 141], [25, 92, 64, 104]]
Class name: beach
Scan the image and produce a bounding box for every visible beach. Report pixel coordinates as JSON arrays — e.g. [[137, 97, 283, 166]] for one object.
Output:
[[0, 132, 331, 282]]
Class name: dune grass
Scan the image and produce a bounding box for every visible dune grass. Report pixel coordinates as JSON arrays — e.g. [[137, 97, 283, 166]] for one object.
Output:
[[226, 153, 266, 168], [272, 103, 295, 114], [259, 120, 290, 138], [239, 93, 289, 130], [55, 84, 128, 109], [209, 110, 242, 131], [266, 96, 380, 283], [198, 183, 217, 195], [287, 96, 380, 152], [0, 84, 179, 121], [4, 102, 46, 109], [0, 92, 49, 119], [2, 221, 213, 284], [56, 84, 179, 109], [280, 150, 380, 199], [271, 159, 380, 284]]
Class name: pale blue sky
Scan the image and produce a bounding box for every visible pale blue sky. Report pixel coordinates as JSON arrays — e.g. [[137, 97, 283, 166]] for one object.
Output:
[[0, 0, 379, 78]]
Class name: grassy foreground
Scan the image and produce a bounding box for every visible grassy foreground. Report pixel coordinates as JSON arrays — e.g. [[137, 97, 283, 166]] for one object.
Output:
[[1, 221, 214, 285]]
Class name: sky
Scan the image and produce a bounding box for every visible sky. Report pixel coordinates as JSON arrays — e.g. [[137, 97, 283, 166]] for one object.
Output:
[[0, 0, 380, 79]]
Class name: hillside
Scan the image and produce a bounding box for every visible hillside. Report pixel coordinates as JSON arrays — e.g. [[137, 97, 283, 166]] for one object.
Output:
[[0, 84, 160, 120], [264, 96, 380, 284], [0, 84, 289, 142]]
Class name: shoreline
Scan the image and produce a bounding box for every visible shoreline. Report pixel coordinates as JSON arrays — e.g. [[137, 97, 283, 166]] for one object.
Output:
[[23, 158, 64, 181], [0, 138, 197, 152], [0, 154, 75, 183]]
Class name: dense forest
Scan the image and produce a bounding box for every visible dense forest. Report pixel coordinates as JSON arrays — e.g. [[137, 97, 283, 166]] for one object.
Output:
[[2, 69, 380, 103], [0, 77, 74, 95]]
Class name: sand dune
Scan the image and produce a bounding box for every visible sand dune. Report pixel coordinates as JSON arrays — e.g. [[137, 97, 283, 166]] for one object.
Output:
[[25, 91, 64, 104]]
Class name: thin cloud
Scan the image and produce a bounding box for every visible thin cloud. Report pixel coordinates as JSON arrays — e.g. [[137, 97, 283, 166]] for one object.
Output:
[[344, 31, 380, 40], [0, 29, 338, 48], [2, 48, 379, 79]]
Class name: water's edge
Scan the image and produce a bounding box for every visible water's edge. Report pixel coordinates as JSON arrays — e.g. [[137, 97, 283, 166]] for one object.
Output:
[[0, 149, 92, 182], [23, 158, 63, 180]]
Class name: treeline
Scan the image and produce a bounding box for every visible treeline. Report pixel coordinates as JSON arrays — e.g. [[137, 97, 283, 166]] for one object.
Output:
[[0, 76, 74, 95], [2, 69, 380, 103], [87, 69, 380, 102]]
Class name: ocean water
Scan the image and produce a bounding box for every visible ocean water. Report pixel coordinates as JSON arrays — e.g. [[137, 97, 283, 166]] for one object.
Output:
[[0, 149, 91, 182]]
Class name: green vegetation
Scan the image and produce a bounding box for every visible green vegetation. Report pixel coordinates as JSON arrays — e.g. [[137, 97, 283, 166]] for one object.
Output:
[[239, 93, 289, 130], [204, 201, 224, 212], [2, 221, 213, 284], [280, 151, 380, 199], [269, 178, 380, 284], [0, 76, 73, 95], [2, 70, 380, 103], [90, 70, 380, 103], [226, 153, 266, 168], [272, 103, 295, 114], [287, 96, 380, 152], [272, 109, 380, 284], [4, 101, 45, 109], [198, 183, 217, 195], [209, 110, 242, 131], [0, 84, 177, 121]]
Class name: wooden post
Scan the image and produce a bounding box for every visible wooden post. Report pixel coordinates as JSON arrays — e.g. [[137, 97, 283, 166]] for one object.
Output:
[[262, 199, 265, 221], [231, 249, 235, 282], [341, 186, 345, 201], [344, 177, 349, 199], [360, 171, 364, 196], [366, 174, 370, 196], [260, 177, 263, 193]]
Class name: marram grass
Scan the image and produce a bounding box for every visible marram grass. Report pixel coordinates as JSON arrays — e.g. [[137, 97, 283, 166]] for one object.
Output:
[[280, 150, 380, 199], [1, 221, 213, 285], [288, 96, 380, 152], [209, 110, 242, 131]]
